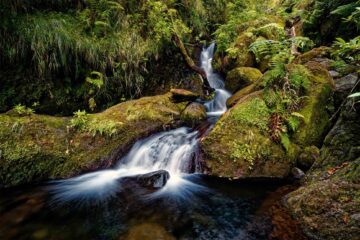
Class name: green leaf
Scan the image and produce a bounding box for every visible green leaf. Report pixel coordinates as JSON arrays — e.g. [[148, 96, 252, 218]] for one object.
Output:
[[291, 112, 305, 119], [348, 92, 360, 98]]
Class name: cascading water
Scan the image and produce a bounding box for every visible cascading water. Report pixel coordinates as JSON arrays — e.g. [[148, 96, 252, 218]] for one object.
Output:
[[202, 43, 232, 117], [51, 43, 230, 203]]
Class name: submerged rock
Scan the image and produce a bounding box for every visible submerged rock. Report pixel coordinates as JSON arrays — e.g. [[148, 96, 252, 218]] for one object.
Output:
[[121, 170, 170, 190], [181, 102, 207, 127], [0, 93, 188, 187], [135, 170, 170, 189]]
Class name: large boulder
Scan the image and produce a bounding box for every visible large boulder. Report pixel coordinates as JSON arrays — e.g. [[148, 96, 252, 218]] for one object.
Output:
[[226, 67, 263, 93], [293, 47, 331, 65], [181, 102, 207, 127], [201, 63, 334, 179], [201, 94, 295, 178], [292, 61, 335, 146], [0, 93, 188, 187], [285, 100, 360, 240]]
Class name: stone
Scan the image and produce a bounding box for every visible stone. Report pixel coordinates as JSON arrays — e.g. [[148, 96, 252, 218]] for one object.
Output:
[[181, 102, 207, 127], [136, 170, 170, 189], [0, 93, 188, 188], [335, 73, 358, 93], [291, 167, 305, 180], [201, 63, 334, 179], [286, 99, 360, 240], [329, 70, 340, 78], [334, 73, 359, 106], [170, 89, 200, 103], [226, 83, 260, 108], [297, 146, 320, 170], [293, 47, 331, 65], [226, 67, 263, 93], [121, 170, 170, 190]]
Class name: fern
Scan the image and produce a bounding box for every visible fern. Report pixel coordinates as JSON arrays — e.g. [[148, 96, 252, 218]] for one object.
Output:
[[286, 115, 301, 132], [249, 40, 285, 62], [280, 133, 291, 152], [262, 63, 286, 87]]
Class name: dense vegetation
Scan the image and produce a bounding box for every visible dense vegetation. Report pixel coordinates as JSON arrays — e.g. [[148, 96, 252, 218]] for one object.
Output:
[[0, 0, 227, 114]]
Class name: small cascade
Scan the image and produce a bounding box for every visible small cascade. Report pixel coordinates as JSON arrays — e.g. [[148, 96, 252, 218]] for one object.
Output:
[[201, 43, 231, 117], [51, 43, 231, 203]]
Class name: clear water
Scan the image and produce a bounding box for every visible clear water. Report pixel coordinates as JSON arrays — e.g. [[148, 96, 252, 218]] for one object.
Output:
[[0, 44, 294, 240]]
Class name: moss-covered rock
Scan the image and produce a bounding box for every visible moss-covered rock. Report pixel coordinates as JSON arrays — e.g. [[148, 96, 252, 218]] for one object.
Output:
[[297, 145, 320, 170], [226, 67, 263, 93], [226, 82, 260, 108], [170, 89, 200, 103], [201, 93, 296, 178], [0, 93, 188, 187], [180, 102, 207, 127], [231, 32, 258, 68], [286, 180, 360, 240], [253, 23, 286, 41], [286, 100, 360, 240], [202, 62, 335, 179], [292, 61, 335, 146], [293, 46, 331, 65]]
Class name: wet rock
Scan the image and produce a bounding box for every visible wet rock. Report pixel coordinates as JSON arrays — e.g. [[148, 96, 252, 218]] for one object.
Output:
[[170, 89, 200, 103], [226, 67, 263, 93], [119, 170, 170, 193], [181, 102, 207, 127], [122, 223, 175, 240], [135, 170, 170, 189], [297, 146, 320, 170], [334, 73, 359, 105], [291, 167, 305, 180], [0, 93, 188, 188]]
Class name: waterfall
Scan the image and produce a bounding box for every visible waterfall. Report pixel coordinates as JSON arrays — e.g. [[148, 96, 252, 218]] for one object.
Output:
[[51, 43, 230, 203], [201, 43, 231, 117]]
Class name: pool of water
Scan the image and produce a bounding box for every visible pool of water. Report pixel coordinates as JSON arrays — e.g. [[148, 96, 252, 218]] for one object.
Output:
[[0, 176, 293, 240]]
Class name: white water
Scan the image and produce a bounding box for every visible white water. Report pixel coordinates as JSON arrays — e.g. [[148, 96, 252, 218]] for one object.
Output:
[[51, 43, 230, 203], [202, 43, 231, 117]]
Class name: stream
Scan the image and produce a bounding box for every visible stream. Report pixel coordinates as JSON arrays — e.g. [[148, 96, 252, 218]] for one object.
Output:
[[0, 44, 299, 240]]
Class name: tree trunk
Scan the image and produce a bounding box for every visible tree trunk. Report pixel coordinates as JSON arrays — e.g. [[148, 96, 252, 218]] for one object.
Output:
[[173, 34, 212, 93]]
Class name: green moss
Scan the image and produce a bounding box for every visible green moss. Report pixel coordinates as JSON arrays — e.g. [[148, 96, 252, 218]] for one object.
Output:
[[0, 93, 187, 187], [253, 23, 286, 40], [230, 97, 270, 132], [180, 103, 207, 127], [226, 67, 263, 93], [293, 78, 333, 146]]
